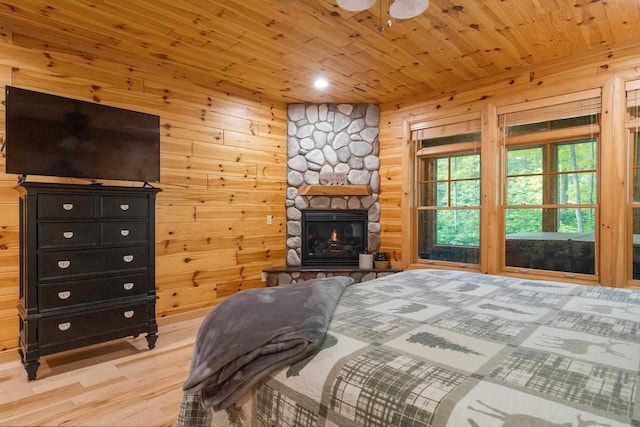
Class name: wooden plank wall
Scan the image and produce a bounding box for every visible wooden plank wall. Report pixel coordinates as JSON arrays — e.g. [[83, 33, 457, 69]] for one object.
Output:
[[0, 37, 287, 351], [379, 43, 640, 282]]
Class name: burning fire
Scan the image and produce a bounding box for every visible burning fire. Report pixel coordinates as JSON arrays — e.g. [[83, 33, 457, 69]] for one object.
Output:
[[330, 229, 338, 242]]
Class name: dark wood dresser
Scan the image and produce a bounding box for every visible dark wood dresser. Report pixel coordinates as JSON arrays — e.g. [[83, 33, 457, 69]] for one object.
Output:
[[16, 182, 161, 380]]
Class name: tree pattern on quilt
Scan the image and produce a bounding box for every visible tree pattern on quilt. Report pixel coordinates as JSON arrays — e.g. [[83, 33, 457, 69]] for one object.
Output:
[[407, 332, 484, 355], [390, 302, 429, 314], [477, 303, 533, 315], [452, 283, 481, 293]]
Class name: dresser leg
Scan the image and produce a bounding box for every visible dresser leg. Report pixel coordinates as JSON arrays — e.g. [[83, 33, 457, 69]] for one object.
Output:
[[146, 333, 158, 349], [18, 346, 40, 381], [25, 360, 40, 381]]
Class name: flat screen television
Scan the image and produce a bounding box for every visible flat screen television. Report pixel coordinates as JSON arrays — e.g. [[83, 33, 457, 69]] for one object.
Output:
[[5, 86, 160, 182]]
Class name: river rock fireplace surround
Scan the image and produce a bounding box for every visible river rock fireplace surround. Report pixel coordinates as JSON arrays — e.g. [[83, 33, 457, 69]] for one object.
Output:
[[265, 103, 399, 285], [284, 102, 382, 268]]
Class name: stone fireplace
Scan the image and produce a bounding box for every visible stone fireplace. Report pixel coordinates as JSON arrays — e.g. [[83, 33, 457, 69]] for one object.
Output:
[[301, 209, 367, 266], [285, 103, 381, 267]]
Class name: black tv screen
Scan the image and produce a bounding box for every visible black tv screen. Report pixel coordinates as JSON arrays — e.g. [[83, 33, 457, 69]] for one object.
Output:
[[5, 86, 160, 182]]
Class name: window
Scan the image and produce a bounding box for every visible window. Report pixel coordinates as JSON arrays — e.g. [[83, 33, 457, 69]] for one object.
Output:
[[413, 116, 482, 265], [499, 96, 600, 276], [627, 84, 640, 280]]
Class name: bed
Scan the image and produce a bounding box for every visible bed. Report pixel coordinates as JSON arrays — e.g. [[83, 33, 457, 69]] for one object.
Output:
[[177, 269, 640, 426]]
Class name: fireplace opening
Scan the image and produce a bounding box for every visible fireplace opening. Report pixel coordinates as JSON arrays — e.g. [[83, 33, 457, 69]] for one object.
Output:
[[301, 210, 368, 266]]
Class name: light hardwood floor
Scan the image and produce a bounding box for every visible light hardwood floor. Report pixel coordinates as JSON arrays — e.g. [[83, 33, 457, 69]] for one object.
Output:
[[0, 311, 210, 426]]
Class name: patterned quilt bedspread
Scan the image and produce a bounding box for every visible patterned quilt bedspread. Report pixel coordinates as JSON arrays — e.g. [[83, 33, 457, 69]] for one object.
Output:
[[177, 269, 640, 427]]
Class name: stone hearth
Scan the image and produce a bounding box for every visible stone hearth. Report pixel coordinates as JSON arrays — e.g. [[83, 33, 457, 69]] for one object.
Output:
[[264, 267, 401, 286], [286, 103, 381, 267]]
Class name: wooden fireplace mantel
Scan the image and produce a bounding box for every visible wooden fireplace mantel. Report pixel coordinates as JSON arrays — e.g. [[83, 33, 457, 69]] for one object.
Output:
[[298, 184, 371, 196]]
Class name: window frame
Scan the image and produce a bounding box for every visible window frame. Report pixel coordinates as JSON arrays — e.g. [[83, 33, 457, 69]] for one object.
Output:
[[407, 113, 483, 271], [499, 108, 601, 281], [625, 80, 640, 286], [628, 131, 640, 284], [417, 149, 482, 260]]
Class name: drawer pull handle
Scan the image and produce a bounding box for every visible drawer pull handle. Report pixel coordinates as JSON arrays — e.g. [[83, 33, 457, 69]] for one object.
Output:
[[58, 291, 71, 300], [124, 310, 135, 319], [123, 255, 134, 263], [62, 231, 74, 239], [120, 204, 130, 211], [62, 203, 74, 211], [58, 260, 71, 269], [123, 282, 134, 291], [120, 229, 130, 237], [58, 322, 71, 331]]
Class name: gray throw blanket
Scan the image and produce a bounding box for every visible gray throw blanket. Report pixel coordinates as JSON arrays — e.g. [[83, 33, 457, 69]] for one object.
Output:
[[182, 276, 353, 410]]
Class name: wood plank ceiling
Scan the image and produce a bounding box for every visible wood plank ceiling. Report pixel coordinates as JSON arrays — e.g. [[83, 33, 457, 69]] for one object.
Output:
[[0, 0, 638, 103]]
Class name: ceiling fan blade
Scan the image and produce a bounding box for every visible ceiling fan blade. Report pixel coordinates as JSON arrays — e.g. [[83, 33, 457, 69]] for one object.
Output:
[[389, 0, 429, 19], [336, 0, 376, 12]]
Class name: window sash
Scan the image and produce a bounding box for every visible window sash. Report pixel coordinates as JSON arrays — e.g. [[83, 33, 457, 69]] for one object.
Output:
[[418, 152, 481, 208], [418, 208, 481, 264], [504, 140, 598, 209]]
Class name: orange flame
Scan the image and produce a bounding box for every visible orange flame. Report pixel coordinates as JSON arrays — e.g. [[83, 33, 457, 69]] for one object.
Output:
[[330, 229, 338, 241]]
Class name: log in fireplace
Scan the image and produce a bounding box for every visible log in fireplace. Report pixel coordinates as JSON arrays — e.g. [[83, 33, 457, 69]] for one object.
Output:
[[301, 209, 368, 266]]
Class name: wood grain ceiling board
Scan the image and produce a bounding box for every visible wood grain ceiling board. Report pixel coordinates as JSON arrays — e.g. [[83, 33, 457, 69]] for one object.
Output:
[[0, 0, 638, 103]]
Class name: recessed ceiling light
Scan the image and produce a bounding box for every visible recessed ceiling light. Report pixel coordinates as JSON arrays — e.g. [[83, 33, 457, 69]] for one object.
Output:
[[314, 78, 329, 89]]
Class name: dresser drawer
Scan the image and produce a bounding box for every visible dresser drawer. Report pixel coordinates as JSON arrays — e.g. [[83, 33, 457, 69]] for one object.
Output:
[[39, 303, 148, 347], [38, 222, 99, 249], [38, 246, 148, 281], [38, 194, 96, 219], [38, 273, 148, 311], [101, 221, 148, 245], [100, 196, 148, 219]]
